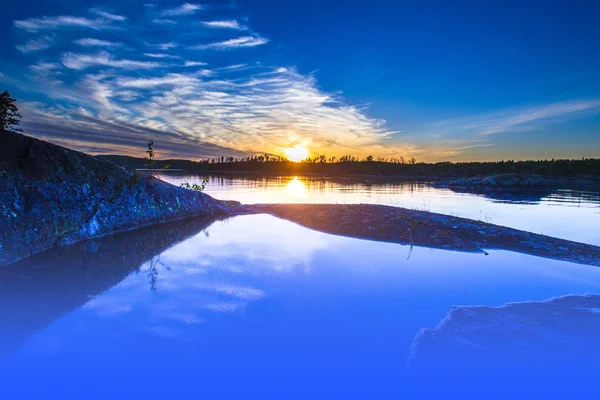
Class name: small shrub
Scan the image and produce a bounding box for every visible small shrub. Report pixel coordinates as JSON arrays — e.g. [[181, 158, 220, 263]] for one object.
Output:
[[144, 141, 169, 179], [129, 172, 141, 186], [180, 176, 209, 192], [145, 140, 156, 178]]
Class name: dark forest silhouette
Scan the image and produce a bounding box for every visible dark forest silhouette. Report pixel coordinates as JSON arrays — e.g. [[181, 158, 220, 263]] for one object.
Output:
[[99, 154, 600, 179]]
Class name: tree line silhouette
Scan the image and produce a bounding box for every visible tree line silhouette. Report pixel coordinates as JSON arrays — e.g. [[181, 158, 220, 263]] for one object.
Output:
[[176, 154, 418, 165], [100, 154, 600, 178]]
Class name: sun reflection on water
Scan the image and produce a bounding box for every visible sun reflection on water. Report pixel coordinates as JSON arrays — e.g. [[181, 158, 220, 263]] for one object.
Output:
[[285, 177, 307, 199]]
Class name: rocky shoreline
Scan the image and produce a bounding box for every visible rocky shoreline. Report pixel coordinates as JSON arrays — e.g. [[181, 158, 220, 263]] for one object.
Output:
[[0, 130, 238, 266], [430, 173, 600, 191], [250, 203, 600, 267]]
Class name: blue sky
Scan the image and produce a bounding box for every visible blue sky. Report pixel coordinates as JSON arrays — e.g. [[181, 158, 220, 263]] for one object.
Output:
[[0, 0, 599, 161]]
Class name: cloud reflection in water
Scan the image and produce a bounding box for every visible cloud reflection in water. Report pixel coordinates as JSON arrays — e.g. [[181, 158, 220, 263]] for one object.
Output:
[[84, 214, 344, 327]]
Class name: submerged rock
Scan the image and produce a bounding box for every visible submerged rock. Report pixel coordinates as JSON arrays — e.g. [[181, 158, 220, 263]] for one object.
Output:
[[408, 294, 600, 378], [0, 130, 238, 266]]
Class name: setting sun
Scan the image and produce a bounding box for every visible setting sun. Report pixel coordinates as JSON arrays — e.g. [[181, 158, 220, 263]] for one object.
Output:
[[284, 145, 309, 162]]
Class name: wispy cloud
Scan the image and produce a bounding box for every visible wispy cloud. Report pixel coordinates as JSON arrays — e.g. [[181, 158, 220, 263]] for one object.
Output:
[[14, 15, 110, 32], [191, 35, 268, 50], [91, 9, 127, 22], [29, 62, 62, 73], [479, 101, 600, 136], [19, 101, 249, 159], [184, 61, 208, 67], [16, 36, 54, 53], [62, 51, 161, 70], [428, 100, 600, 138], [116, 73, 199, 88], [395, 99, 600, 160], [74, 38, 120, 47], [160, 3, 203, 16], [144, 53, 180, 59], [144, 41, 178, 50], [156, 42, 178, 50], [214, 63, 247, 71], [152, 18, 177, 25], [202, 20, 245, 30], [103, 67, 395, 155]]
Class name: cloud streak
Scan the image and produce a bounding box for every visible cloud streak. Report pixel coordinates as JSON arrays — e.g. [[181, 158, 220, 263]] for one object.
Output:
[[29, 62, 62, 73], [19, 101, 250, 159], [160, 3, 203, 16], [144, 53, 180, 59], [62, 51, 162, 70], [91, 10, 127, 21], [16, 36, 54, 53], [152, 18, 177, 24], [14, 15, 112, 32], [74, 38, 121, 47], [191, 36, 268, 50], [202, 20, 245, 30], [427, 100, 600, 138], [184, 61, 208, 67], [116, 73, 199, 88], [478, 101, 600, 136]]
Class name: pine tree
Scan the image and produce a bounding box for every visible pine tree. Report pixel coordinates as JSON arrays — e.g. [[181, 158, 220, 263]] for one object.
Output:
[[0, 90, 23, 133]]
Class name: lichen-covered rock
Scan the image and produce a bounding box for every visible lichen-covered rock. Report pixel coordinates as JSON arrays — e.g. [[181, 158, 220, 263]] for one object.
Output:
[[0, 130, 239, 266]]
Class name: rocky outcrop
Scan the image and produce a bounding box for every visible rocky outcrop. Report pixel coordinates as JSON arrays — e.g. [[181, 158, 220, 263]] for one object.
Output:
[[0, 130, 238, 266], [252, 203, 600, 267], [432, 173, 545, 190]]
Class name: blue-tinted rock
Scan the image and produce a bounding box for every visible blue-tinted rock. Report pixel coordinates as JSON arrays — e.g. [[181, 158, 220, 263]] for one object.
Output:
[[0, 130, 238, 266]]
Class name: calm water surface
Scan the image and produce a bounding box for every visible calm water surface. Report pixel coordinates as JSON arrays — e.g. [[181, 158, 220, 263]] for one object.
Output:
[[1, 176, 600, 398], [163, 173, 600, 245]]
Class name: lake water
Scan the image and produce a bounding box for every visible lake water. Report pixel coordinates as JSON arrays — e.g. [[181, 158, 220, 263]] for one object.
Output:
[[1, 175, 600, 398], [163, 174, 600, 245]]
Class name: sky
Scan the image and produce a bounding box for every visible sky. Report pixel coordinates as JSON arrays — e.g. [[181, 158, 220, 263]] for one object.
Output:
[[0, 0, 599, 161]]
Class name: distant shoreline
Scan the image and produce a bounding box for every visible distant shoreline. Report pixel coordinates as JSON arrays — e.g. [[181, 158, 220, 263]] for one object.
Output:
[[155, 170, 600, 192], [99, 154, 600, 183]]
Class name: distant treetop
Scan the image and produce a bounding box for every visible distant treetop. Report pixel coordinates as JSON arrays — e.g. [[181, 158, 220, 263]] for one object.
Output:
[[0, 90, 23, 133]]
